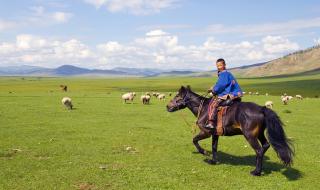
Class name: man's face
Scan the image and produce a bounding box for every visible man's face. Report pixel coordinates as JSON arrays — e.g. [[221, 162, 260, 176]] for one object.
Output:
[[216, 61, 225, 71]]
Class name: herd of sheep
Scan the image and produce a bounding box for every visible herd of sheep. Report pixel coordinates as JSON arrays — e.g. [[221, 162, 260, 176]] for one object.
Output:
[[121, 92, 169, 105], [242, 91, 304, 109], [60, 84, 305, 110], [265, 94, 303, 109]]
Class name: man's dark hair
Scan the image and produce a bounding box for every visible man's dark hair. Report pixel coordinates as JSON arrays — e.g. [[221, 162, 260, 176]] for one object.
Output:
[[216, 58, 226, 65]]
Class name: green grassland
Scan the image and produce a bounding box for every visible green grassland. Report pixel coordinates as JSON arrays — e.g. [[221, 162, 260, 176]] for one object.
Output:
[[0, 75, 320, 189]]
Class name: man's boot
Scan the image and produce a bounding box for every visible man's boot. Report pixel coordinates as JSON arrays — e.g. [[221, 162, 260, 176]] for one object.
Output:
[[204, 121, 216, 135]]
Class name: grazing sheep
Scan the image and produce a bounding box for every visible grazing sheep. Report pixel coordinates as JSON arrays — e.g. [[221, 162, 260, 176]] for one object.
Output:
[[60, 85, 67, 92], [122, 92, 135, 103], [296, 95, 303, 100], [248, 92, 252, 95], [141, 95, 151, 104], [243, 92, 246, 95], [255, 92, 259, 96], [281, 96, 289, 105], [265, 101, 273, 109], [152, 92, 160, 97], [287, 96, 293, 100], [145, 92, 151, 96], [265, 93, 269, 96], [61, 97, 73, 110], [157, 94, 166, 101]]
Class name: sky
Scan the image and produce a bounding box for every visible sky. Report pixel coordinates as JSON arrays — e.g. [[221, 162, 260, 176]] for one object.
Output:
[[0, 0, 320, 70]]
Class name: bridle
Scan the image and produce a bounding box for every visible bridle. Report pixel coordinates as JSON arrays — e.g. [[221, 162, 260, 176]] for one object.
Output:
[[170, 90, 209, 113], [170, 90, 210, 134]]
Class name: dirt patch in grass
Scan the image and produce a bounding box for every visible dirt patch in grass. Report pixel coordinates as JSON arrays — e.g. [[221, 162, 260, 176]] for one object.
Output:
[[73, 182, 96, 190]]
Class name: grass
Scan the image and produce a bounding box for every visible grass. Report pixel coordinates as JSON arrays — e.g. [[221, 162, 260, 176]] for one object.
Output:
[[0, 75, 320, 189]]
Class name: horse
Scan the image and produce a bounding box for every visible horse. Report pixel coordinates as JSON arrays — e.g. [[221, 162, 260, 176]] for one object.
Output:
[[166, 86, 294, 176]]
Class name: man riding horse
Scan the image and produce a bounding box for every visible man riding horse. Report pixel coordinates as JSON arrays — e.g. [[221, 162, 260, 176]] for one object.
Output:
[[205, 58, 243, 134]]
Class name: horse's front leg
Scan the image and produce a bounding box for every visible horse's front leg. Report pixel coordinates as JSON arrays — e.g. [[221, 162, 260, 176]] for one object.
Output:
[[192, 130, 211, 155], [211, 135, 219, 164], [205, 135, 219, 165]]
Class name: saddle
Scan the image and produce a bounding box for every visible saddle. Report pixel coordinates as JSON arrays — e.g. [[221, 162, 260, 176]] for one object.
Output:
[[216, 106, 228, 136], [215, 97, 241, 135]]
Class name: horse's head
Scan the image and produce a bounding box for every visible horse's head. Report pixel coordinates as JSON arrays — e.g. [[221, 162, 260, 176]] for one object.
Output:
[[166, 86, 190, 112]]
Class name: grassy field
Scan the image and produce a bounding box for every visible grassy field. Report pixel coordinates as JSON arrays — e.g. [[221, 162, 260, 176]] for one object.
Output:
[[1, 75, 320, 189]]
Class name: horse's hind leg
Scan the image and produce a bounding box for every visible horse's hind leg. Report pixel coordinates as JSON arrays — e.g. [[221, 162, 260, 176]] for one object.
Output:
[[193, 131, 211, 155], [258, 131, 270, 154], [244, 133, 264, 176]]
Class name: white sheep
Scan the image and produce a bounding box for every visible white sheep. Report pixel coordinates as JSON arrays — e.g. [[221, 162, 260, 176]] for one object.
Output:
[[255, 92, 259, 96], [61, 97, 73, 110], [287, 96, 293, 100], [122, 92, 135, 103], [265, 93, 269, 96], [296, 95, 303, 100], [157, 94, 166, 101], [281, 96, 289, 105], [141, 95, 151, 104], [265, 101, 273, 109], [248, 92, 252, 95]]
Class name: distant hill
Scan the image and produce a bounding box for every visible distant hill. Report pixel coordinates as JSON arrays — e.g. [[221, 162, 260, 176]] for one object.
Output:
[[231, 45, 320, 77], [0, 65, 197, 77], [1, 46, 319, 77]]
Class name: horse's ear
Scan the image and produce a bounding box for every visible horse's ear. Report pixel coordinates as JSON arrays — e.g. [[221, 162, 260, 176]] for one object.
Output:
[[179, 86, 186, 94], [186, 85, 191, 90]]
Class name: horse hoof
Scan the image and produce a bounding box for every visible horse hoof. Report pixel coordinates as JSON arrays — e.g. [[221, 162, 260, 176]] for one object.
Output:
[[195, 149, 207, 155], [250, 170, 261, 176], [203, 150, 210, 156], [204, 159, 217, 165]]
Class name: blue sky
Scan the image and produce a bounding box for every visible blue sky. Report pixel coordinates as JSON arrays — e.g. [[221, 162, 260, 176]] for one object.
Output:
[[0, 0, 320, 70]]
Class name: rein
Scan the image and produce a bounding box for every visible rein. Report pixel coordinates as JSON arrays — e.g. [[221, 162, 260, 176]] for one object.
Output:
[[177, 91, 209, 134]]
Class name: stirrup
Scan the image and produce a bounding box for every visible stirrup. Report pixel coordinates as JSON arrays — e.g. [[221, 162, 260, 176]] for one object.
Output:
[[204, 123, 215, 130]]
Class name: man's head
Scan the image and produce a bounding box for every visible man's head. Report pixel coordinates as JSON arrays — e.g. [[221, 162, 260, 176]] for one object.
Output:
[[216, 58, 226, 71]]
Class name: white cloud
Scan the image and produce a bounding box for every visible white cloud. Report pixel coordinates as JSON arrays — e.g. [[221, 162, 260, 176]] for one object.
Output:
[[51, 12, 73, 23], [262, 35, 299, 54], [201, 17, 320, 37], [314, 38, 320, 45], [0, 32, 301, 70], [0, 6, 73, 32], [84, 0, 179, 15], [0, 19, 16, 31], [95, 33, 299, 69], [137, 24, 192, 31], [0, 34, 94, 67], [246, 51, 263, 60]]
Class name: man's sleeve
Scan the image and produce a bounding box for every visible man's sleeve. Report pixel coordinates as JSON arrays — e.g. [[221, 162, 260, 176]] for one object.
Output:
[[213, 72, 229, 94]]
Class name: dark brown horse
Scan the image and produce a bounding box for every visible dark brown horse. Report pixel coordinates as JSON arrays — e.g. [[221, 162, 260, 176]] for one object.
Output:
[[166, 86, 294, 176]]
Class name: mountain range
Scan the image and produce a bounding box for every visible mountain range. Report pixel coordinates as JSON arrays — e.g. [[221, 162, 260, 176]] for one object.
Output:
[[0, 64, 196, 77], [0, 45, 319, 77]]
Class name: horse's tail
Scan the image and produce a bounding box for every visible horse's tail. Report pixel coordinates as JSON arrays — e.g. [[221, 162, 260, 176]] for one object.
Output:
[[262, 107, 294, 166]]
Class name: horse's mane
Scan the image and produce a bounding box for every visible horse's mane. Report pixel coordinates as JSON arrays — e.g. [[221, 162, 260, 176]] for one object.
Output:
[[186, 89, 211, 101]]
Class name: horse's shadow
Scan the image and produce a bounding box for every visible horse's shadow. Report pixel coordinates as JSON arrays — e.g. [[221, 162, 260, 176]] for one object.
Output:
[[199, 151, 302, 180]]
